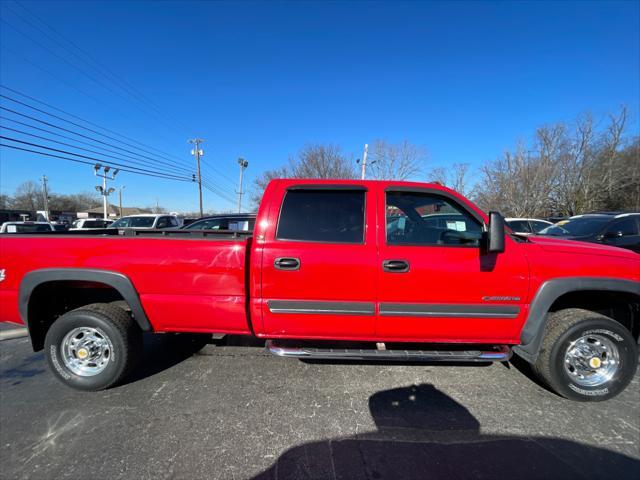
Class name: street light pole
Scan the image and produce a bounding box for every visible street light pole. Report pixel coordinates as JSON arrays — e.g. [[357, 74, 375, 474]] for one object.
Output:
[[41, 174, 49, 221], [94, 164, 119, 219], [236, 158, 248, 213], [118, 185, 125, 218], [189, 139, 204, 217], [360, 143, 369, 180]]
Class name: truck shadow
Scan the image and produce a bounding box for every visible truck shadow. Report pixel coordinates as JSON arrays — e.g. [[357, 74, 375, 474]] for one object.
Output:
[[123, 333, 213, 385], [252, 384, 639, 480]]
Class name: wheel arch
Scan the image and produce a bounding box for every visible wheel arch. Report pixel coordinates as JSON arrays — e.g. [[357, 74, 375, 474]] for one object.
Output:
[[514, 277, 640, 363], [19, 268, 152, 351]]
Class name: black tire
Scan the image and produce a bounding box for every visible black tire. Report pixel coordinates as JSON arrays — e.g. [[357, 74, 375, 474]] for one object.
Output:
[[44, 303, 142, 391], [533, 308, 638, 401]]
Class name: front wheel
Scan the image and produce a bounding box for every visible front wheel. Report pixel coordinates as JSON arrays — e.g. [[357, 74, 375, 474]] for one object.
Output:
[[44, 303, 142, 391], [533, 308, 638, 401]]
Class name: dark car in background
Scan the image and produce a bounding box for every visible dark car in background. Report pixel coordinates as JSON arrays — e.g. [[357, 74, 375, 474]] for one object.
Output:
[[505, 217, 553, 235], [538, 213, 640, 253], [181, 214, 256, 232]]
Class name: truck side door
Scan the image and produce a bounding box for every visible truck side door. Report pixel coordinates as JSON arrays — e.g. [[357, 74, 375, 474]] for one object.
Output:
[[260, 184, 377, 338], [376, 186, 529, 344]]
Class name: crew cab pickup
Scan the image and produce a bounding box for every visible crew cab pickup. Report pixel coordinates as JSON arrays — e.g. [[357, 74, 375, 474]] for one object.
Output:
[[1, 179, 638, 401]]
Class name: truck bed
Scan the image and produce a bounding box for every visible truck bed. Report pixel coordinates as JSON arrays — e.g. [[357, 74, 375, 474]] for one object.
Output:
[[0, 231, 252, 334]]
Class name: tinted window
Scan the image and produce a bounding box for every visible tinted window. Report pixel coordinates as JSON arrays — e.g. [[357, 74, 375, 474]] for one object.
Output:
[[186, 218, 224, 230], [506, 220, 532, 233], [111, 217, 155, 228], [276, 190, 365, 243], [6, 224, 53, 233], [386, 191, 482, 246], [607, 218, 639, 236], [530, 221, 551, 233], [169, 217, 179, 227], [539, 217, 611, 236]]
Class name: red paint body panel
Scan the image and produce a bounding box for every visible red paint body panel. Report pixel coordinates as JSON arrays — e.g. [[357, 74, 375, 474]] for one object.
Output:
[[1, 179, 638, 346]]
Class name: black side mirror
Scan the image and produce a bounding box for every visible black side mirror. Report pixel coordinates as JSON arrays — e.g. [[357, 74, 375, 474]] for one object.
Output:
[[487, 211, 506, 253]]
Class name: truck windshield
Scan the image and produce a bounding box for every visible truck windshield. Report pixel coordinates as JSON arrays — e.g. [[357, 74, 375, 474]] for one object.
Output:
[[539, 217, 610, 236]]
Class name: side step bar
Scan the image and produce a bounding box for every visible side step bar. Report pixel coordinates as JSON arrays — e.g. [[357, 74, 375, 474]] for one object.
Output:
[[266, 341, 512, 362]]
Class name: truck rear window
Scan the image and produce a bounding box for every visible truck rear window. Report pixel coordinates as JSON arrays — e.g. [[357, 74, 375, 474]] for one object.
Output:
[[276, 189, 365, 243]]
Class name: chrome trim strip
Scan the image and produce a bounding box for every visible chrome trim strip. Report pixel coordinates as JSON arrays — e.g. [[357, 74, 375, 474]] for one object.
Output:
[[379, 303, 520, 319], [267, 300, 375, 316]]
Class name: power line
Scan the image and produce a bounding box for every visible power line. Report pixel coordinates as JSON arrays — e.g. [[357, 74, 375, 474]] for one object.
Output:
[[0, 105, 197, 176], [0, 115, 191, 176], [0, 87, 240, 196], [0, 135, 192, 181], [11, 0, 193, 134], [0, 143, 193, 182], [0, 12, 188, 135], [0, 124, 192, 178], [0, 93, 196, 172], [0, 84, 192, 166]]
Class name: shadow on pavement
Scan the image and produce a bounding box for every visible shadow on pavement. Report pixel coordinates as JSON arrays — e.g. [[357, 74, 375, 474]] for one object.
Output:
[[253, 384, 640, 480], [121, 333, 212, 385]]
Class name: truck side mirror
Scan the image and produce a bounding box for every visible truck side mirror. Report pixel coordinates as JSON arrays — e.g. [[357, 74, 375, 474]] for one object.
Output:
[[487, 211, 505, 253]]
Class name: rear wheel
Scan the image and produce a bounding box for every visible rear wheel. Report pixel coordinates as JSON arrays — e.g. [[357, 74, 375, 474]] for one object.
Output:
[[44, 303, 142, 391], [533, 308, 638, 401]]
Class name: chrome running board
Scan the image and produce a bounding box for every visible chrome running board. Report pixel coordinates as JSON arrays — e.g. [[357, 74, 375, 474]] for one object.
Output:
[[266, 341, 512, 362]]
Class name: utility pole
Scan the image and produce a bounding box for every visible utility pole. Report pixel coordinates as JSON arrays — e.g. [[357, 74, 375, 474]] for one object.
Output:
[[41, 174, 49, 221], [94, 164, 119, 219], [189, 139, 204, 217], [360, 144, 369, 180], [236, 158, 249, 213], [118, 185, 125, 218]]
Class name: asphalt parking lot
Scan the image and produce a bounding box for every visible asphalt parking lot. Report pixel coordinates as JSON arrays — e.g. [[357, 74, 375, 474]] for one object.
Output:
[[1, 333, 639, 480]]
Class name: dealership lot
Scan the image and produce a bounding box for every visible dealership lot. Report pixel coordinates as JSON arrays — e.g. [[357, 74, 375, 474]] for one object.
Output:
[[1, 333, 638, 480]]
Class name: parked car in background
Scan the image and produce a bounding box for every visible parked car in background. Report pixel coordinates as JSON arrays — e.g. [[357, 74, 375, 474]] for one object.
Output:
[[538, 213, 640, 253], [70, 218, 114, 230], [0, 221, 54, 233], [181, 213, 256, 232], [108, 214, 180, 230], [51, 223, 69, 231], [505, 218, 553, 235]]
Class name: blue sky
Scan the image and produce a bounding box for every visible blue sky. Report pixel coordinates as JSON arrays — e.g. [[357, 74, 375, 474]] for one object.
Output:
[[0, 0, 638, 212]]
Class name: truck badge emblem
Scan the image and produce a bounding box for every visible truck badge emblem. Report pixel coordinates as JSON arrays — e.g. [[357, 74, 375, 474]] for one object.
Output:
[[482, 295, 520, 302]]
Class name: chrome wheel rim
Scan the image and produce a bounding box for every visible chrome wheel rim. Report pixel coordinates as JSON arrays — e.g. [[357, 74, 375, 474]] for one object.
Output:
[[61, 327, 113, 376], [564, 334, 620, 387]]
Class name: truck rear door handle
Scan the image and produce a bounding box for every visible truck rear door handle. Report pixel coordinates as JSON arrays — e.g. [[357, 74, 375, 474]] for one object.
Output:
[[382, 259, 410, 273], [274, 257, 300, 271]]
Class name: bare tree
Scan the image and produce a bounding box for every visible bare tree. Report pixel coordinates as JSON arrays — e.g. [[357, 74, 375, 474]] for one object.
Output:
[[250, 144, 356, 208], [368, 140, 427, 180], [11, 181, 43, 211], [427, 163, 472, 196], [474, 107, 636, 217], [250, 165, 292, 209]]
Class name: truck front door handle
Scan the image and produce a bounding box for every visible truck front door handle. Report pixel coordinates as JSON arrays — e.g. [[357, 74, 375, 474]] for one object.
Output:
[[382, 259, 410, 273], [274, 257, 300, 271]]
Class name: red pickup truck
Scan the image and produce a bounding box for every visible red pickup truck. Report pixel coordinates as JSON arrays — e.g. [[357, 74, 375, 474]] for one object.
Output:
[[1, 179, 638, 401]]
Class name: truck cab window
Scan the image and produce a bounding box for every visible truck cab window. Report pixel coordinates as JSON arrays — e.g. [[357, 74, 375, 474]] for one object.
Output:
[[386, 191, 482, 246], [276, 189, 365, 243]]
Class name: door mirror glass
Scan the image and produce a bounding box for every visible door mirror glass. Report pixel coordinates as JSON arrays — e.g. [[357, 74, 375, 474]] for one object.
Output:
[[603, 230, 623, 239], [487, 211, 505, 253]]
